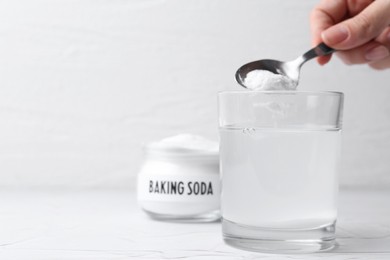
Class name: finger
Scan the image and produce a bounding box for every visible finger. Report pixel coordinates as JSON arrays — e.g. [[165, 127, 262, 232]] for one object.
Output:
[[335, 27, 390, 66], [310, 0, 348, 46], [369, 55, 390, 70], [335, 41, 389, 65], [322, 0, 390, 50], [310, 0, 348, 64], [375, 26, 390, 45], [346, 0, 375, 17], [317, 55, 332, 65], [369, 27, 390, 69]]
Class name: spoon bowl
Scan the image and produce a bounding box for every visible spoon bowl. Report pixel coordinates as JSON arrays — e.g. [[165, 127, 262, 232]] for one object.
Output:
[[235, 43, 335, 88]]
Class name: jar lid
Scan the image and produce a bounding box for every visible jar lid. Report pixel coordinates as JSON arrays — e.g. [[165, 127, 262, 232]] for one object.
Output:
[[145, 134, 219, 159]]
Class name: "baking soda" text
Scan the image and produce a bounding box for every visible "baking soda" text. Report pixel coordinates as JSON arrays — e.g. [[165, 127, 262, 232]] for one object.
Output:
[[149, 180, 214, 195]]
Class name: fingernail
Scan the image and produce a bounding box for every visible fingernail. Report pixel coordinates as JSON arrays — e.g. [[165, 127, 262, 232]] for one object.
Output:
[[365, 46, 389, 61], [322, 25, 349, 45]]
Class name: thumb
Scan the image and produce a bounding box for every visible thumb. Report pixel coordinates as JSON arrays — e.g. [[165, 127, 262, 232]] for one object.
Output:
[[321, 0, 390, 50]]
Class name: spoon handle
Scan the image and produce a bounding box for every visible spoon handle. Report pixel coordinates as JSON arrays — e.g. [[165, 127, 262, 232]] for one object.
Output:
[[302, 43, 335, 61]]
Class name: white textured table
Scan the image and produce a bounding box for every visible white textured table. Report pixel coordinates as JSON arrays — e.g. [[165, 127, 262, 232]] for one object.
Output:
[[0, 189, 389, 259]]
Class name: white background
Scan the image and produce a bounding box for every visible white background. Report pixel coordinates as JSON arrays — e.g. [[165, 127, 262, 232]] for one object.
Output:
[[0, 0, 389, 189]]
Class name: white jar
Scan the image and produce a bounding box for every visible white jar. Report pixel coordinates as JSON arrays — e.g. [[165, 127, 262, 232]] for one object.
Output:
[[137, 134, 220, 222]]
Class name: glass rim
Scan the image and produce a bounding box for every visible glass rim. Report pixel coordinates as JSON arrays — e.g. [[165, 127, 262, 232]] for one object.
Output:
[[218, 90, 343, 97]]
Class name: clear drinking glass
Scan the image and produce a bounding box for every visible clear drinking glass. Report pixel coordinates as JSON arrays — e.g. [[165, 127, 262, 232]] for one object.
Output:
[[219, 91, 343, 253]]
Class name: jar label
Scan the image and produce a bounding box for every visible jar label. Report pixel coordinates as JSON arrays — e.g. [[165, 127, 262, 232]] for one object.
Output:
[[137, 173, 220, 202]]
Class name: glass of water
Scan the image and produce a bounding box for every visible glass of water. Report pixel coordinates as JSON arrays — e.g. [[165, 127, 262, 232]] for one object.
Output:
[[219, 91, 343, 253]]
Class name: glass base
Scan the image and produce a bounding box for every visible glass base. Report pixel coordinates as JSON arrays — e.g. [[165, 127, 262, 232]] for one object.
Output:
[[222, 218, 336, 254], [144, 209, 220, 223]]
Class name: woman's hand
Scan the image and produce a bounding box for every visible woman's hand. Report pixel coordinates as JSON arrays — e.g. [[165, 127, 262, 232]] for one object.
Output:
[[311, 0, 390, 69]]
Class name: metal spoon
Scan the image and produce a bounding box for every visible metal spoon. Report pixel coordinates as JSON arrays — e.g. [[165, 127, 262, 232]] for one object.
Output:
[[235, 43, 335, 88]]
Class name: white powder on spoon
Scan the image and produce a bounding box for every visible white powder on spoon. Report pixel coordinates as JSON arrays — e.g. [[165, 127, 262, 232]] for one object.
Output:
[[244, 70, 297, 90]]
